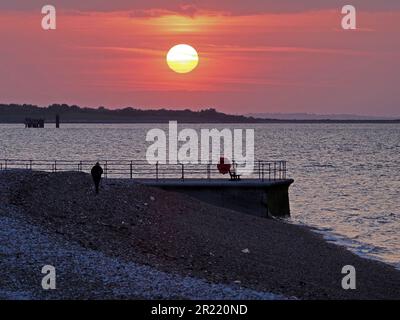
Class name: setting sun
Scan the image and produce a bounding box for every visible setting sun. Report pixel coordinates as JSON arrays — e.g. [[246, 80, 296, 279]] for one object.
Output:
[[166, 44, 199, 74]]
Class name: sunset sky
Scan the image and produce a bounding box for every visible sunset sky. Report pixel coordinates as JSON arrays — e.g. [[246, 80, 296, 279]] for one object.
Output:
[[0, 0, 399, 116]]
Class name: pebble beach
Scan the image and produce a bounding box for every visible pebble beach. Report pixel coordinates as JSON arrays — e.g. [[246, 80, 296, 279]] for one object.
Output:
[[0, 170, 399, 299]]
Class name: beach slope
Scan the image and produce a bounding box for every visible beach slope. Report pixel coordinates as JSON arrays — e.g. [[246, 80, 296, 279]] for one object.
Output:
[[0, 171, 399, 299]]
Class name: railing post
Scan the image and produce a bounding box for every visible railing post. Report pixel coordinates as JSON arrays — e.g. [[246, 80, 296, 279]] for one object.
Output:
[[268, 163, 271, 181], [130, 161, 133, 179], [181, 163, 184, 181], [279, 161, 281, 179], [105, 161, 108, 179], [261, 163, 264, 182], [282, 161, 285, 179], [156, 162, 159, 181]]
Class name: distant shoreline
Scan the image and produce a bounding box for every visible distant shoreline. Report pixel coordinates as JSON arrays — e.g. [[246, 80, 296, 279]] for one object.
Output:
[[1, 120, 400, 124], [1, 104, 399, 124]]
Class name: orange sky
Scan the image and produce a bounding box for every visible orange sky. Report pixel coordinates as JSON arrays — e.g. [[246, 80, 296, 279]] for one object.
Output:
[[0, 2, 399, 116]]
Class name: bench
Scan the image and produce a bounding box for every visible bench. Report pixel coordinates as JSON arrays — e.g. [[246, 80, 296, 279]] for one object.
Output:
[[229, 170, 241, 181]]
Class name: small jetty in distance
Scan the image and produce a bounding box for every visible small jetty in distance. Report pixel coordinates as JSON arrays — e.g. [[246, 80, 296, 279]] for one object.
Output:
[[24, 114, 61, 128], [24, 118, 44, 128]]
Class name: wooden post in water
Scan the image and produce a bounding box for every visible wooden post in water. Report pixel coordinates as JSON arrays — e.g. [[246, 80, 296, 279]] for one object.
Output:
[[56, 114, 60, 128]]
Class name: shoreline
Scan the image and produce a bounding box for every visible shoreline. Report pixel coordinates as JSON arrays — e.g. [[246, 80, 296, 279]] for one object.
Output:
[[1, 170, 399, 299], [286, 219, 400, 272]]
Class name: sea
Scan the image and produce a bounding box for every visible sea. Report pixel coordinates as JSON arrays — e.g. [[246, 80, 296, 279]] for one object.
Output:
[[0, 123, 399, 269]]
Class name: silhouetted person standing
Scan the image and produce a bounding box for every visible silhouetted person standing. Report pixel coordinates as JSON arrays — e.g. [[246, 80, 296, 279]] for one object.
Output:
[[91, 162, 103, 194]]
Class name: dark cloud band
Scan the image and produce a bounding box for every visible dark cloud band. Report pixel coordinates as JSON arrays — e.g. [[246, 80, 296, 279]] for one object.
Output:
[[1, 0, 399, 14]]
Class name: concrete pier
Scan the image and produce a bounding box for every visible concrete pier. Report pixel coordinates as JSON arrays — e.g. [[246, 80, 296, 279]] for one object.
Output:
[[0, 158, 292, 217], [138, 179, 294, 218]]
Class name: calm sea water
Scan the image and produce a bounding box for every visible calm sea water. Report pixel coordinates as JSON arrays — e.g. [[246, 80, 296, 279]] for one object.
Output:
[[0, 123, 399, 268]]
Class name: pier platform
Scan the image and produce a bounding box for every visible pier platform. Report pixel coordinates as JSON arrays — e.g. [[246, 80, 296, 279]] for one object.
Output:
[[137, 178, 294, 218], [0, 158, 293, 218]]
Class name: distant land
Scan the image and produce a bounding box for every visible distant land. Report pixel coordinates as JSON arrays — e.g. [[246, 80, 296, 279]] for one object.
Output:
[[0, 104, 399, 124], [246, 113, 399, 121]]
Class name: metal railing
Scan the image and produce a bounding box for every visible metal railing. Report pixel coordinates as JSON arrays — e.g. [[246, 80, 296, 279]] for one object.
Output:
[[0, 159, 288, 181]]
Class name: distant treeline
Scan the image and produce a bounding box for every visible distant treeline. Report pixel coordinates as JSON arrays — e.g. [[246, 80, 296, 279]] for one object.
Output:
[[0, 104, 263, 123], [0, 104, 399, 124]]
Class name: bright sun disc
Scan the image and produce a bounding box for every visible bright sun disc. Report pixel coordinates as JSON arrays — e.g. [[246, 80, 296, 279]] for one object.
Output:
[[167, 44, 199, 74]]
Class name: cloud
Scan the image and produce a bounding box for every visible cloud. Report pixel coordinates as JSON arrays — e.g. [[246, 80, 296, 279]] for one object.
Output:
[[78, 46, 165, 57], [1, 0, 399, 15], [206, 45, 376, 57]]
